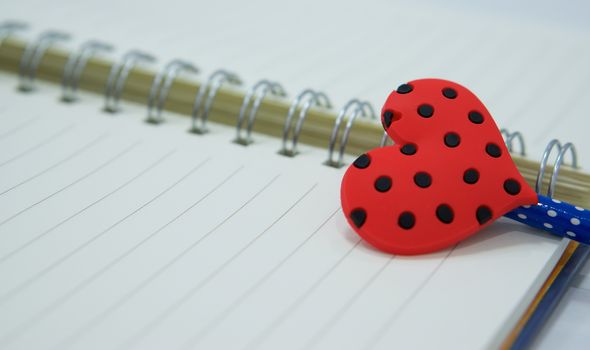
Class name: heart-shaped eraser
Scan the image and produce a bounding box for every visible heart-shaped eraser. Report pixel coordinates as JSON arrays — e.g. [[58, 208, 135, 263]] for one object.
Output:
[[340, 78, 539, 255]]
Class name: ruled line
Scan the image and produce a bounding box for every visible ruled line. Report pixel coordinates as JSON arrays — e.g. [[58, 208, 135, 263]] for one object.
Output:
[[0, 140, 139, 228], [102, 172, 281, 350], [499, 48, 569, 132], [52, 166, 246, 350], [243, 237, 362, 350], [304, 255, 396, 349], [180, 208, 341, 349], [485, 37, 546, 105], [353, 27, 443, 98], [107, 183, 319, 350], [0, 150, 176, 265], [0, 124, 75, 169], [534, 70, 590, 143], [364, 245, 457, 350], [0, 158, 210, 346], [0, 133, 107, 197], [116, 174, 284, 350], [0, 116, 41, 140], [0, 157, 211, 310]]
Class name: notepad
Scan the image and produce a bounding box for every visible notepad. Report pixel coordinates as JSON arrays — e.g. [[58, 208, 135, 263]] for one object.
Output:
[[1, 1, 590, 349], [0, 77, 569, 350]]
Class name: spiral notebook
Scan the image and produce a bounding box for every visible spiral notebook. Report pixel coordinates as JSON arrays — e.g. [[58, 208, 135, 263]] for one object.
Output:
[[1, 2, 590, 349]]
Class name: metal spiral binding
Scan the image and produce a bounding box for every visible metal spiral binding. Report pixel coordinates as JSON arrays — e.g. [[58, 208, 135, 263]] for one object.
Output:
[[279, 89, 332, 157], [103, 50, 156, 113], [325, 99, 376, 168], [190, 69, 242, 134], [18, 30, 70, 92], [0, 21, 28, 47], [234, 79, 287, 145], [380, 131, 392, 147], [61, 40, 113, 102], [500, 128, 526, 156], [536, 139, 578, 198], [146, 59, 198, 124]]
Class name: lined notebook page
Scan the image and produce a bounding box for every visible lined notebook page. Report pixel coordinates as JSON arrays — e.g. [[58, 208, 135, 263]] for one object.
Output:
[[0, 76, 565, 350]]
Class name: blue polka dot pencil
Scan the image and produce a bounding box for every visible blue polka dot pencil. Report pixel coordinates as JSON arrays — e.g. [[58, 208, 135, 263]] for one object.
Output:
[[505, 196, 590, 244]]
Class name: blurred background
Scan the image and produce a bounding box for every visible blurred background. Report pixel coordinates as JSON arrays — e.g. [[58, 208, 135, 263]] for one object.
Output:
[[2, 0, 590, 164]]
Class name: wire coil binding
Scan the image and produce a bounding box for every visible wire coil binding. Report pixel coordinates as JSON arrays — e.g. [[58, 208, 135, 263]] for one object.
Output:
[[536, 139, 578, 198], [500, 128, 526, 156], [380, 131, 392, 147], [279, 89, 332, 157], [234, 79, 287, 145], [18, 30, 70, 92], [103, 50, 156, 113], [190, 69, 242, 134], [61, 40, 113, 102], [4, 24, 586, 201], [0, 21, 28, 48], [325, 99, 375, 168], [146, 59, 198, 124]]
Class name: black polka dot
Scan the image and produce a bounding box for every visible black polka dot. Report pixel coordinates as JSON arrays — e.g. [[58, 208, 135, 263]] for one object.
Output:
[[444, 132, 461, 148], [397, 84, 413, 94], [353, 154, 370, 169], [476, 206, 493, 225], [442, 88, 457, 99], [417, 104, 434, 118], [436, 204, 454, 224], [383, 111, 394, 128], [400, 143, 417, 155], [468, 111, 484, 124], [350, 209, 367, 228], [503, 179, 521, 195], [374, 176, 392, 192], [398, 211, 415, 229], [414, 172, 432, 188], [463, 169, 479, 184], [486, 143, 502, 158]]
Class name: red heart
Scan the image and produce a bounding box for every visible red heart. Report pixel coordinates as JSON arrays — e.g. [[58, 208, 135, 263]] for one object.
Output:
[[340, 79, 538, 255]]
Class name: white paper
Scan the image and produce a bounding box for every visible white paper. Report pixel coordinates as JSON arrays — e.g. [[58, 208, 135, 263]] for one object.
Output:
[[0, 79, 565, 350]]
